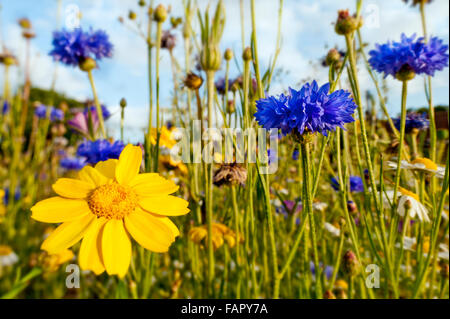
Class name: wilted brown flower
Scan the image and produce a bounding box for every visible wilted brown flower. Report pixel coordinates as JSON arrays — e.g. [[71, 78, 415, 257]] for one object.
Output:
[[213, 163, 247, 187], [183, 72, 203, 90]]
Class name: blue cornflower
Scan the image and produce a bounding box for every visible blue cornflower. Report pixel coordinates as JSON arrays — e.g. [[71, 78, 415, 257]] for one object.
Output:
[[331, 176, 364, 193], [34, 105, 64, 122], [310, 261, 333, 280], [292, 148, 300, 160], [60, 157, 87, 170], [76, 139, 125, 164], [3, 187, 21, 205], [368, 33, 448, 78], [49, 28, 113, 67], [84, 104, 111, 120], [393, 112, 429, 133], [215, 77, 235, 95], [255, 81, 357, 136], [2, 101, 9, 115]]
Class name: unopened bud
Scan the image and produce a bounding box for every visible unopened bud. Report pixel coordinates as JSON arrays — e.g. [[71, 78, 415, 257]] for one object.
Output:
[[120, 98, 127, 108], [347, 200, 358, 214], [325, 48, 341, 66], [171, 17, 182, 28], [224, 48, 233, 61], [184, 72, 203, 90], [342, 250, 361, 277], [335, 10, 358, 35], [226, 100, 235, 114], [138, 0, 146, 7], [18, 18, 32, 29], [242, 47, 252, 61], [154, 4, 167, 23], [323, 290, 336, 299], [200, 45, 221, 71], [129, 10, 137, 20]]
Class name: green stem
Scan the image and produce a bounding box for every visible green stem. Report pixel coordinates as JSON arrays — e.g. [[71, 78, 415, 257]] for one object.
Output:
[[87, 70, 106, 138]]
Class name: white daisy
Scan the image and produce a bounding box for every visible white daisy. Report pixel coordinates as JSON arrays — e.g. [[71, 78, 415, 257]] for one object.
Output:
[[382, 187, 430, 222], [387, 158, 445, 178], [0, 245, 18, 267], [324, 222, 340, 237]]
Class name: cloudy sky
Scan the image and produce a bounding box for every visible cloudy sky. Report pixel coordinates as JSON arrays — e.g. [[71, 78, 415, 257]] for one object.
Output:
[[1, 0, 448, 143]]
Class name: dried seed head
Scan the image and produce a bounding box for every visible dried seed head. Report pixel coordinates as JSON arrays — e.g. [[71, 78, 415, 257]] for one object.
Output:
[[342, 250, 361, 277], [184, 72, 203, 90], [213, 163, 247, 187]]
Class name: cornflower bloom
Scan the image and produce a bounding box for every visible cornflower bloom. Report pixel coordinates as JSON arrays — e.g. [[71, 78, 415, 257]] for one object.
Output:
[[76, 139, 125, 164]]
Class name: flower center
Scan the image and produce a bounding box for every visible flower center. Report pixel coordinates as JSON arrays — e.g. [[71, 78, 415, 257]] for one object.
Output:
[[88, 183, 138, 219], [411, 157, 438, 171], [0, 245, 13, 256], [399, 187, 420, 202]]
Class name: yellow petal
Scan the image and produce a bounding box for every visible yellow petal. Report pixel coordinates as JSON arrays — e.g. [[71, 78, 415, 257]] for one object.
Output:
[[101, 219, 131, 278], [52, 178, 94, 199], [125, 209, 175, 253], [41, 214, 96, 254], [79, 217, 107, 275], [31, 197, 90, 223], [130, 173, 179, 196], [139, 195, 190, 216], [95, 159, 118, 179], [154, 214, 180, 237], [78, 165, 108, 187], [115, 144, 142, 185]]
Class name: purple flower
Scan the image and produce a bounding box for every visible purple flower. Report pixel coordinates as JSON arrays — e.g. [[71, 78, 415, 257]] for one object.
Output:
[[68, 112, 98, 136], [60, 157, 86, 170], [49, 28, 113, 67], [34, 105, 64, 122], [255, 81, 356, 136], [84, 104, 111, 120], [393, 112, 429, 133], [369, 33, 448, 78], [331, 176, 364, 193], [161, 30, 176, 50], [76, 139, 125, 164], [2, 101, 9, 115]]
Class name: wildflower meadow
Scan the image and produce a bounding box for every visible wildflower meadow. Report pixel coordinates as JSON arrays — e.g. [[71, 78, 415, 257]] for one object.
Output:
[[0, 0, 449, 303]]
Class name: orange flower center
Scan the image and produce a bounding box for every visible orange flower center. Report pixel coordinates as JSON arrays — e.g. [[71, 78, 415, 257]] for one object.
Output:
[[411, 158, 438, 171], [399, 187, 420, 202], [0, 245, 13, 256], [88, 183, 138, 219]]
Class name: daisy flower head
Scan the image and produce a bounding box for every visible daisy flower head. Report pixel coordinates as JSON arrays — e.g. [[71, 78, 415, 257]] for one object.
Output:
[[31, 144, 189, 277], [396, 187, 430, 223], [254, 81, 357, 137], [49, 28, 113, 68], [76, 139, 125, 164], [368, 33, 449, 80], [0, 245, 18, 267], [393, 112, 429, 133], [387, 157, 445, 178]]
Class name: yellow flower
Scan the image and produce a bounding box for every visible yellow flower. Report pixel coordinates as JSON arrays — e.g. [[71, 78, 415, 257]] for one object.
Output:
[[31, 144, 190, 277], [150, 126, 177, 149], [160, 155, 188, 175], [188, 222, 241, 250], [334, 279, 348, 290], [41, 249, 75, 272]]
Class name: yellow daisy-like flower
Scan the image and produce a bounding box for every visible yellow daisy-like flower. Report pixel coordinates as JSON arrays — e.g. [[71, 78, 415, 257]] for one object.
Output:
[[31, 144, 190, 277], [150, 126, 177, 149], [41, 249, 75, 273], [188, 223, 241, 250]]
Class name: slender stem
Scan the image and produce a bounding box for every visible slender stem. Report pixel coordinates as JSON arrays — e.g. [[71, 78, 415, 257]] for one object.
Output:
[[393, 81, 408, 204], [87, 70, 106, 138]]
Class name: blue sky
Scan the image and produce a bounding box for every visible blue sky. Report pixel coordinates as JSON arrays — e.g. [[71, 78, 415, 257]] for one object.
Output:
[[1, 0, 449, 143]]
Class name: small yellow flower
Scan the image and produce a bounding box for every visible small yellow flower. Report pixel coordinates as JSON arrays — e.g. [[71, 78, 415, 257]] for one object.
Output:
[[150, 126, 177, 149], [41, 249, 75, 272], [188, 222, 241, 250], [334, 279, 348, 291], [31, 144, 190, 277], [160, 155, 188, 175]]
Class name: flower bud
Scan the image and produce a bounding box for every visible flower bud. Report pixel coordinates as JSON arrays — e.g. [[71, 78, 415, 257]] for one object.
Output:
[[129, 10, 137, 20], [120, 98, 127, 108], [184, 72, 203, 90], [200, 45, 221, 71], [18, 18, 32, 29], [342, 250, 361, 277], [79, 57, 96, 72], [224, 48, 233, 61], [325, 48, 341, 66], [335, 10, 358, 35], [395, 64, 416, 81], [226, 100, 235, 114], [171, 17, 182, 28], [138, 0, 146, 7], [153, 4, 167, 23], [242, 47, 252, 61], [22, 31, 36, 39]]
